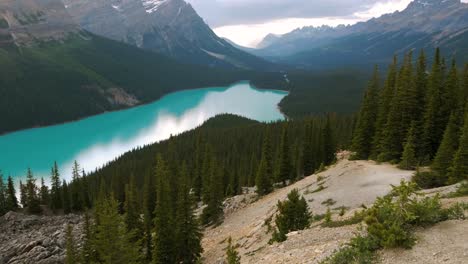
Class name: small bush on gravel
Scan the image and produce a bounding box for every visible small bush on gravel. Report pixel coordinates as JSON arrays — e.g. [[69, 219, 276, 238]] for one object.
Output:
[[446, 182, 468, 198], [323, 180, 465, 264]]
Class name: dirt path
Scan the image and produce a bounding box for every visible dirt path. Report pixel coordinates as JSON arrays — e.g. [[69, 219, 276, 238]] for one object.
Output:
[[202, 158, 414, 263]]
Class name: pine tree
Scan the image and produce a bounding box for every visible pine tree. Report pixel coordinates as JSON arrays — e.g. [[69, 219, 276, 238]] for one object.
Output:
[[39, 177, 50, 205], [71, 161, 83, 211], [174, 163, 203, 264], [303, 122, 315, 175], [322, 115, 336, 165], [201, 156, 224, 226], [422, 48, 447, 160], [277, 124, 292, 185], [19, 180, 26, 208], [0, 173, 6, 216], [93, 194, 138, 264], [449, 111, 468, 183], [6, 176, 18, 211], [50, 162, 62, 211], [25, 168, 42, 214], [226, 237, 241, 264], [255, 157, 271, 196], [272, 189, 310, 242], [371, 56, 398, 159], [399, 122, 418, 170], [431, 114, 461, 183], [413, 50, 428, 159], [352, 66, 380, 159], [152, 155, 176, 264], [124, 176, 141, 236], [142, 172, 156, 262], [81, 211, 92, 264], [62, 180, 71, 214], [65, 224, 78, 264]]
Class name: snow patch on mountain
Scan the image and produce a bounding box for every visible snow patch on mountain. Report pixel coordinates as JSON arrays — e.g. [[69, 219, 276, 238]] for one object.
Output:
[[141, 0, 168, 13]]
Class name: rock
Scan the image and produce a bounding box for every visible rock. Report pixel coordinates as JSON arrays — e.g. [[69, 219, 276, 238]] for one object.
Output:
[[0, 212, 83, 264]]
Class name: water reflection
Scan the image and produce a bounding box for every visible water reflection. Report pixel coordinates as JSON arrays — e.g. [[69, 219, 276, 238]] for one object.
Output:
[[0, 82, 287, 182]]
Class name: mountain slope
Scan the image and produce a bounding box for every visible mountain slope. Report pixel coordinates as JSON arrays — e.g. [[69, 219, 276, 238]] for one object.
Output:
[[62, 0, 275, 70], [255, 0, 468, 68], [0, 0, 285, 134]]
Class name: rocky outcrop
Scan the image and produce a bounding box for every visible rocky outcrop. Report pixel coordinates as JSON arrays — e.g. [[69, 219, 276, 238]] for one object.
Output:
[[0, 212, 83, 264]]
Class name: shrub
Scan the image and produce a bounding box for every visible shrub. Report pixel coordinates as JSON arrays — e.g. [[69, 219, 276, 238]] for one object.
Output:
[[321, 234, 378, 264], [270, 189, 311, 243], [412, 170, 445, 189]]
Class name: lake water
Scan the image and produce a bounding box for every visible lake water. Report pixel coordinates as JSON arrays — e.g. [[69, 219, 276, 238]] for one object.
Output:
[[0, 82, 287, 182]]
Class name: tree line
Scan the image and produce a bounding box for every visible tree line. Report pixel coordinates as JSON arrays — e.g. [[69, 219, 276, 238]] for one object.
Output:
[[351, 48, 468, 187]]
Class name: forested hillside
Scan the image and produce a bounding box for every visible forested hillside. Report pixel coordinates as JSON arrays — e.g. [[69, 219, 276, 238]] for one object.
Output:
[[0, 113, 353, 263], [351, 48, 468, 186]]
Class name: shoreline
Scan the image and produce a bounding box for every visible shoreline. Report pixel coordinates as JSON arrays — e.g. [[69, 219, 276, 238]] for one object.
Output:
[[0, 80, 289, 137]]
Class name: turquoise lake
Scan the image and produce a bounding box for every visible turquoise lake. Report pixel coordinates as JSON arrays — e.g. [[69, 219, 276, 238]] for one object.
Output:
[[0, 82, 287, 182]]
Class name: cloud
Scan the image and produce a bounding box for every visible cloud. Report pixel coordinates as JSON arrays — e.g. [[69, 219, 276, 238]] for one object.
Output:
[[206, 0, 414, 47], [187, 0, 412, 27]]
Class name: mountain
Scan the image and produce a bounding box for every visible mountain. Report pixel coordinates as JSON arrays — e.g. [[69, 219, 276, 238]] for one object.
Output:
[[0, 0, 285, 134], [62, 0, 274, 70], [255, 0, 468, 68]]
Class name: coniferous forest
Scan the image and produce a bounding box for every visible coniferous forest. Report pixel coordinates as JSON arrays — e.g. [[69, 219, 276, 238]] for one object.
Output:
[[351, 48, 468, 187], [1, 48, 467, 263]]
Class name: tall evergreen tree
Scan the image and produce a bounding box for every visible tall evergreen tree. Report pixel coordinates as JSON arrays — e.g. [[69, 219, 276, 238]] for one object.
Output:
[[201, 156, 224, 226], [65, 224, 78, 264], [6, 176, 18, 211], [431, 114, 461, 182], [62, 180, 71, 214], [39, 177, 50, 206], [25, 168, 42, 214], [399, 122, 418, 170], [277, 124, 293, 185], [449, 111, 468, 183], [19, 180, 26, 208], [124, 175, 142, 236], [93, 194, 138, 264], [0, 173, 6, 216], [321, 115, 336, 165], [152, 155, 176, 264], [352, 66, 380, 159], [255, 156, 271, 196], [422, 48, 447, 160], [71, 161, 83, 211], [50, 162, 62, 211], [174, 163, 203, 264], [142, 171, 156, 262], [302, 122, 315, 176], [413, 50, 429, 159], [371, 56, 398, 158], [81, 211, 92, 264]]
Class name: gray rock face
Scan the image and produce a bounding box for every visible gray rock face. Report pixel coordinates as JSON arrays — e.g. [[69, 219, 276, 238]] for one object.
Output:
[[0, 0, 80, 46], [0, 212, 83, 264], [62, 0, 273, 69]]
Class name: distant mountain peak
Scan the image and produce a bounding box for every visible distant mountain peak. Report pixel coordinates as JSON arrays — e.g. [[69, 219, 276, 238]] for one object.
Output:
[[141, 0, 171, 13]]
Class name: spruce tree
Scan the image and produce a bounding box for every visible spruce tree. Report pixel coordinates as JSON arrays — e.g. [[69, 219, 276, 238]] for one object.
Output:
[[19, 180, 26, 208], [71, 161, 83, 211], [65, 224, 78, 264], [226, 237, 241, 264], [371, 56, 398, 159], [422, 48, 446, 160], [62, 180, 71, 214], [93, 194, 138, 264], [142, 172, 156, 262], [25, 168, 42, 214], [50, 162, 62, 211], [431, 114, 461, 183], [399, 122, 418, 170], [449, 111, 468, 183], [352, 66, 380, 159], [174, 163, 203, 264], [0, 173, 6, 216], [201, 156, 224, 226], [322, 116, 336, 165], [152, 155, 176, 264], [255, 157, 271, 196], [81, 211, 92, 264], [302, 122, 315, 175], [6, 176, 18, 211], [39, 177, 50, 206], [413, 50, 429, 159], [277, 124, 292, 185], [124, 176, 141, 236]]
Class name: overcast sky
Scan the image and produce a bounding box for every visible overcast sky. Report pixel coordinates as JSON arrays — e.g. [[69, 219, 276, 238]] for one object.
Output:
[[186, 0, 415, 47]]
